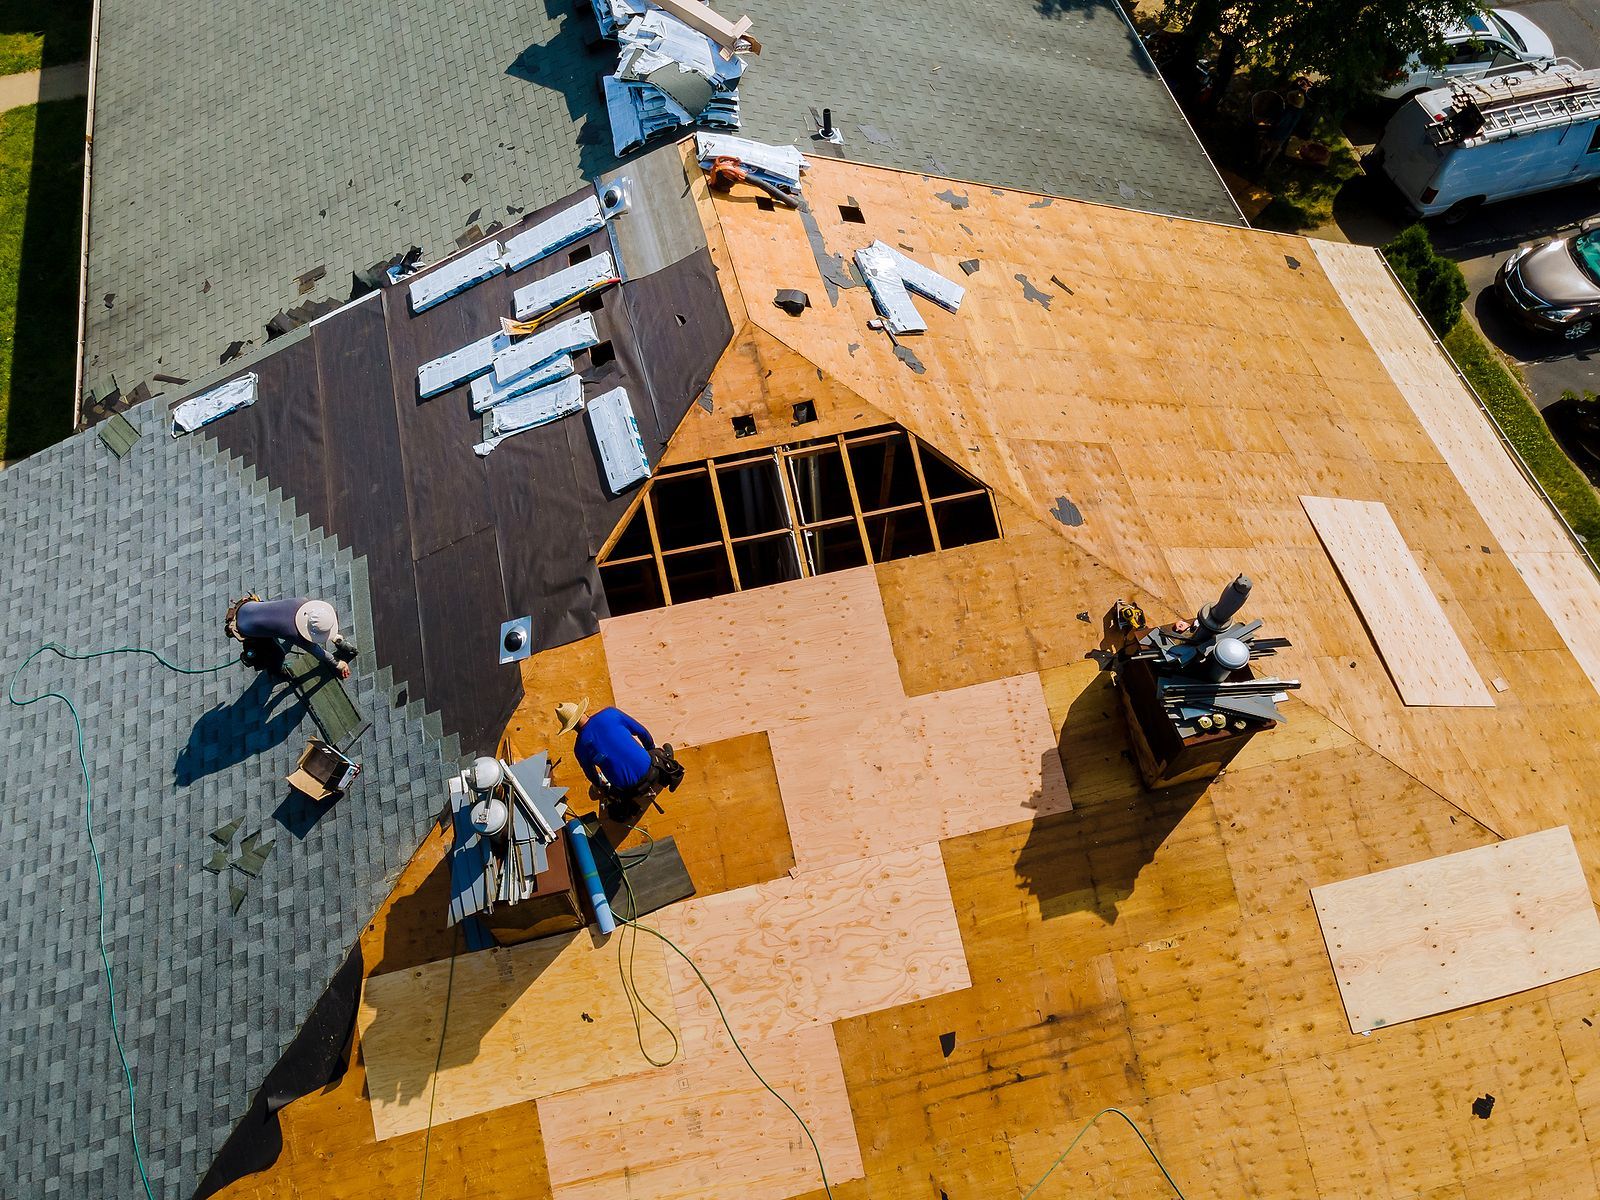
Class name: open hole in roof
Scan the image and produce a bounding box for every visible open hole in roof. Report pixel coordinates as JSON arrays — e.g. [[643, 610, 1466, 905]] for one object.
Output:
[[839, 204, 866, 224]]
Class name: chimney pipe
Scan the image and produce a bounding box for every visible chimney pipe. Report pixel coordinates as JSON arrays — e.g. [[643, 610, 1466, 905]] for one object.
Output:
[[821, 108, 834, 139], [1197, 574, 1252, 635]]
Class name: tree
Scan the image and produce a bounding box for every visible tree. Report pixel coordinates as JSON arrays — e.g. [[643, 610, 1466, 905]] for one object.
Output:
[[1156, 0, 1480, 110], [1382, 224, 1468, 335]]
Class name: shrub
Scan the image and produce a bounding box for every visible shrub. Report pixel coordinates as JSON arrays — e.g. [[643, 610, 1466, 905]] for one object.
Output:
[[1382, 223, 1468, 336]]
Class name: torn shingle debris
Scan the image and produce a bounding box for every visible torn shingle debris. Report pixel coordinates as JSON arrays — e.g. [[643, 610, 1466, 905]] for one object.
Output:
[[1015, 273, 1052, 309], [593, 0, 755, 154]]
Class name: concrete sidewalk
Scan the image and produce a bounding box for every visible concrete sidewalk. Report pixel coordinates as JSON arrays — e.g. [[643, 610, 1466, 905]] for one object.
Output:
[[0, 62, 89, 115]]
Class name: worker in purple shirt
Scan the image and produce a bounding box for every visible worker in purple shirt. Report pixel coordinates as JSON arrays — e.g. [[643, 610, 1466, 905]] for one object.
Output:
[[225, 594, 359, 679], [556, 699, 684, 819]]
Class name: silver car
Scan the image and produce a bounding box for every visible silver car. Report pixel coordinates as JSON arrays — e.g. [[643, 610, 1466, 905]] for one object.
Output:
[[1497, 220, 1600, 340]]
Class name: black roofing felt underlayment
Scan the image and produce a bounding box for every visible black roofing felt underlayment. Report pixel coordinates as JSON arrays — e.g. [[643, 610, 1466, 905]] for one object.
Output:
[[0, 405, 459, 1199], [199, 181, 731, 752], [83, 0, 1236, 393]]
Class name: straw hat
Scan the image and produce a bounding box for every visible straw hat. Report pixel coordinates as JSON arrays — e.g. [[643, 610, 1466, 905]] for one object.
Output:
[[295, 600, 340, 648], [555, 699, 589, 734]]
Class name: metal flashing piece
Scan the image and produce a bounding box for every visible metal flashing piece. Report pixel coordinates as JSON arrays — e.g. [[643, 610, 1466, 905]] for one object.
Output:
[[500, 196, 606, 272], [855, 241, 964, 336], [408, 240, 506, 313], [511, 252, 618, 320], [491, 313, 599, 385], [588, 386, 651, 494], [469, 355, 574, 414], [171, 373, 258, 436], [499, 616, 534, 664], [417, 331, 510, 399]]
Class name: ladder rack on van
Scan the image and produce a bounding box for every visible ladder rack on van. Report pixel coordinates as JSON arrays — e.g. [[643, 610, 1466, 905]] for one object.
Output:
[[1427, 66, 1600, 146]]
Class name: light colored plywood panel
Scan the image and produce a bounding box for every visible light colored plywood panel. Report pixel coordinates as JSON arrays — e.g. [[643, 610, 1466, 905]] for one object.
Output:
[[600, 565, 905, 747], [357, 930, 678, 1140], [1312, 826, 1600, 1033], [653, 843, 971, 1052], [536, 1024, 864, 1200], [1300, 495, 1494, 707], [769, 673, 1070, 873]]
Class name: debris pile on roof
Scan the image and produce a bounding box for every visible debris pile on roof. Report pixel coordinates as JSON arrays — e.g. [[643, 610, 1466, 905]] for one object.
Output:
[[590, 0, 757, 155]]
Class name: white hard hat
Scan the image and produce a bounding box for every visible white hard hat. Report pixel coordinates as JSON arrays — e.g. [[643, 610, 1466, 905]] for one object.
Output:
[[471, 756, 504, 791], [471, 796, 509, 836]]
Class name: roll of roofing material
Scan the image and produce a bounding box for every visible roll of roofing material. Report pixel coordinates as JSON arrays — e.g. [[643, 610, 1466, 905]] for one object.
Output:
[[565, 817, 617, 934]]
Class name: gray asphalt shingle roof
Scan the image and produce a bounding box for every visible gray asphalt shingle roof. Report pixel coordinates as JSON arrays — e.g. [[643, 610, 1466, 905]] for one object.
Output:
[[0, 407, 458, 1198], [82, 0, 1236, 393]]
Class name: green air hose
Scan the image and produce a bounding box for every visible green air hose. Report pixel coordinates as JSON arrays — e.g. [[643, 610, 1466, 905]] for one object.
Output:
[[8, 642, 237, 1200]]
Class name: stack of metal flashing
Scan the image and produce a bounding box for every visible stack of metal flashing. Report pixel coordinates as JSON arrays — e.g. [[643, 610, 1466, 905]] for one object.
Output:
[[447, 753, 570, 925], [593, 1, 752, 155]]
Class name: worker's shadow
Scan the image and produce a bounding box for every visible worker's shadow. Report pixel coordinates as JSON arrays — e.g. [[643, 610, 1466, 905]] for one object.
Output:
[[1012, 672, 1206, 923], [174, 673, 307, 787]]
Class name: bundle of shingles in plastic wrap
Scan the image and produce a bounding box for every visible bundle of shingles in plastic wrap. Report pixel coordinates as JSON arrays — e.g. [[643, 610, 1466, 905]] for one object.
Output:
[[407, 198, 652, 494], [589, 0, 759, 156]]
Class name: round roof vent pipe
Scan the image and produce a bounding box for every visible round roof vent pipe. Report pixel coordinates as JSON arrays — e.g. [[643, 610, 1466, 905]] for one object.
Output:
[[1197, 574, 1252, 635]]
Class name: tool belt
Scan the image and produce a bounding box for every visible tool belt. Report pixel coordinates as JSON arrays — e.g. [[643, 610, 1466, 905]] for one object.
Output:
[[223, 593, 262, 642]]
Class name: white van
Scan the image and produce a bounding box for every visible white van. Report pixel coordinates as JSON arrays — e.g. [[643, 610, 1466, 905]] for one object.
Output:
[[1376, 8, 1555, 100], [1370, 65, 1600, 219]]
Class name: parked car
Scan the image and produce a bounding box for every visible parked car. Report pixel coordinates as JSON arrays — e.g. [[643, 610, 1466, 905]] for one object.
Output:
[[1377, 9, 1555, 99], [1369, 67, 1600, 220], [1497, 220, 1600, 339]]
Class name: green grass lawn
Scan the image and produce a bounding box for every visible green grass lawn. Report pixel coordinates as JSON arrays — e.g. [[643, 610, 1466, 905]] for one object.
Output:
[[0, 97, 85, 461], [0, 0, 92, 76], [1442, 320, 1600, 552]]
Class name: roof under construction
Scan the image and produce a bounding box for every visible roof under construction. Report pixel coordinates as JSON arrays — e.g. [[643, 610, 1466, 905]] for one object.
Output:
[[175, 143, 1600, 1200], [81, 0, 1238, 398]]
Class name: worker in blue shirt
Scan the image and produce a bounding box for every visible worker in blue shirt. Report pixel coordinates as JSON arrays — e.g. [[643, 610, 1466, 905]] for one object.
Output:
[[556, 699, 684, 819]]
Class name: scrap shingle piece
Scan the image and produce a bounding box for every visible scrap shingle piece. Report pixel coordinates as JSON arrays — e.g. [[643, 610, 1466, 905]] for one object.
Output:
[[209, 819, 241, 845], [854, 241, 964, 335], [417, 331, 510, 399], [232, 835, 275, 878], [500, 196, 606, 272], [512, 252, 618, 320], [587, 386, 651, 493], [408, 240, 506, 314], [492, 314, 599, 385], [97, 412, 142, 457]]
